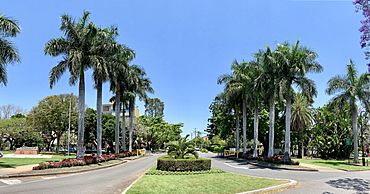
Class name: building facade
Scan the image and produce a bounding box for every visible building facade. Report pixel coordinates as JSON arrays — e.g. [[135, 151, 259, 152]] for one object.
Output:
[[102, 103, 140, 118]]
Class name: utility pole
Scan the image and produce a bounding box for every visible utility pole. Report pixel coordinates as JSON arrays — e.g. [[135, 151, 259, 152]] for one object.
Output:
[[68, 93, 72, 156], [360, 110, 367, 166]]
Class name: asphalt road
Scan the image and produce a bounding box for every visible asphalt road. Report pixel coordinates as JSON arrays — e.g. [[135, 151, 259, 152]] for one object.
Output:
[[0, 154, 158, 194], [205, 153, 370, 194]]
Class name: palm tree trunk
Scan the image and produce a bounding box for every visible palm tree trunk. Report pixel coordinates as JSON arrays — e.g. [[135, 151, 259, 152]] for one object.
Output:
[[298, 128, 303, 158], [236, 113, 240, 153], [114, 88, 121, 154], [129, 98, 135, 152], [242, 99, 247, 155], [352, 106, 359, 163], [253, 106, 259, 158], [96, 80, 103, 156], [268, 94, 275, 158], [121, 103, 127, 151], [284, 94, 292, 161], [77, 71, 85, 159]]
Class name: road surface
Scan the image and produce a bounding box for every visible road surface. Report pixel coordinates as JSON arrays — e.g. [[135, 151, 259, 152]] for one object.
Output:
[[205, 153, 370, 194], [0, 154, 158, 194]]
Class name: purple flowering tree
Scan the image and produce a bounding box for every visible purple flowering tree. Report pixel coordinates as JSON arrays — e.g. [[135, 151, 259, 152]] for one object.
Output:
[[354, 0, 370, 72]]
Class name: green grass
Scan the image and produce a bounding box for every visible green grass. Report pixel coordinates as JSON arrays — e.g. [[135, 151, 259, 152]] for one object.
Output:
[[127, 170, 287, 194], [0, 155, 75, 168], [297, 158, 370, 171], [1, 151, 15, 155]]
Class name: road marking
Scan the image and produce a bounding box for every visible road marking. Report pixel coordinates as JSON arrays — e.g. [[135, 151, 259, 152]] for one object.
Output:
[[224, 162, 249, 170], [0, 179, 22, 185], [42, 176, 57, 180]]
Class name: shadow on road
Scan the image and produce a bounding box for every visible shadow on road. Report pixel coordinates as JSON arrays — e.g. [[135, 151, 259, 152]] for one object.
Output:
[[326, 178, 370, 194]]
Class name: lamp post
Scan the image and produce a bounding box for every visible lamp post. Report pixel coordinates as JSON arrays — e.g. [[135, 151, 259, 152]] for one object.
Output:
[[68, 93, 72, 156], [360, 110, 367, 166]]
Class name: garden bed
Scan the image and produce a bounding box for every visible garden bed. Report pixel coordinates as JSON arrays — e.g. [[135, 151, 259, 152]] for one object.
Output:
[[32, 151, 134, 170]]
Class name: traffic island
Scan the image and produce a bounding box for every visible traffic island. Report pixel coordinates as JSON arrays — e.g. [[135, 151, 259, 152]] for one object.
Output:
[[125, 166, 291, 194]]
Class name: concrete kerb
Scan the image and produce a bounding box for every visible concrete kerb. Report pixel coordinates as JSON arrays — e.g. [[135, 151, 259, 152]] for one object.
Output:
[[246, 161, 319, 172], [0, 155, 146, 179], [121, 163, 153, 194], [237, 179, 298, 194]]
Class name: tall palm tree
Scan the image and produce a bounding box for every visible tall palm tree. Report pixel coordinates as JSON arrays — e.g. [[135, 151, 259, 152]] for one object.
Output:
[[291, 93, 314, 158], [126, 65, 153, 151], [255, 46, 280, 158], [45, 11, 102, 159], [275, 41, 323, 161], [218, 61, 251, 155], [109, 46, 135, 154], [0, 14, 20, 86], [218, 61, 244, 153], [92, 27, 119, 156], [326, 60, 370, 163]]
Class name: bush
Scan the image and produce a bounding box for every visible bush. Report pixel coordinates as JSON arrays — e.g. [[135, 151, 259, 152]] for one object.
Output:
[[157, 156, 211, 171], [200, 148, 208, 153], [256, 156, 300, 165]]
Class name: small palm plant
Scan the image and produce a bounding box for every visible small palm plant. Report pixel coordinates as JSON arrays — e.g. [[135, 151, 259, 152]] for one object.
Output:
[[166, 135, 199, 159]]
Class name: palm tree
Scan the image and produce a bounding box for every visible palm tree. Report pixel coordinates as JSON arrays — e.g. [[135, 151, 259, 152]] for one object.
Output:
[[126, 65, 153, 152], [0, 14, 20, 86], [326, 60, 370, 163], [255, 46, 279, 158], [291, 93, 314, 158], [45, 11, 102, 159], [217, 61, 244, 153], [218, 61, 251, 155], [92, 27, 119, 156], [109, 46, 135, 154], [275, 41, 323, 161]]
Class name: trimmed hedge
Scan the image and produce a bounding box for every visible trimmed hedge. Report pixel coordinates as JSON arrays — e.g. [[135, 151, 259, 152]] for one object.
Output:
[[157, 156, 211, 172]]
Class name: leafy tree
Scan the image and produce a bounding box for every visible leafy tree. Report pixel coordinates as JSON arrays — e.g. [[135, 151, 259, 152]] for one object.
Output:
[[0, 14, 20, 86], [45, 11, 104, 159], [28, 94, 78, 153], [0, 117, 42, 150], [167, 135, 198, 159], [326, 60, 369, 163], [145, 98, 164, 118]]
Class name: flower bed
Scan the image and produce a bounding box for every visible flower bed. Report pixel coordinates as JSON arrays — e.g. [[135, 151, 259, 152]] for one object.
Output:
[[256, 156, 300, 165], [32, 151, 135, 170], [157, 156, 211, 172]]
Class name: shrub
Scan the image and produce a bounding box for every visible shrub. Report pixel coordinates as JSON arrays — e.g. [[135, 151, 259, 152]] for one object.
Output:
[[200, 148, 208, 153], [256, 156, 300, 165], [157, 156, 211, 171]]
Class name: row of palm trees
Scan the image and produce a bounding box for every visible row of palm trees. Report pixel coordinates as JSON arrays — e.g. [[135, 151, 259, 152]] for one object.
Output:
[[44, 11, 153, 159], [218, 41, 323, 161], [219, 41, 369, 163]]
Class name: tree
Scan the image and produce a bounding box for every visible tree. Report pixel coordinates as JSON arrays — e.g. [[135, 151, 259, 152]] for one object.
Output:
[[0, 104, 25, 119], [326, 60, 370, 163], [145, 98, 164, 118], [45, 11, 104, 159], [91, 27, 120, 156], [28, 94, 78, 153], [109, 46, 135, 153], [0, 14, 20, 86], [291, 93, 314, 158], [0, 117, 42, 150], [167, 135, 198, 159], [126, 65, 154, 151], [275, 41, 322, 161], [255, 46, 280, 158], [353, 0, 370, 72]]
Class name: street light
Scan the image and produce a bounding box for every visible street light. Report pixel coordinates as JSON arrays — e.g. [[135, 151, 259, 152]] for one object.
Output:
[[360, 110, 368, 166]]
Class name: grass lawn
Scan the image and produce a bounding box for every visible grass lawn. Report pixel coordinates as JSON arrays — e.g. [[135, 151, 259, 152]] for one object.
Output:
[[1, 151, 15, 155], [127, 169, 287, 194], [297, 158, 370, 171], [0, 155, 75, 168]]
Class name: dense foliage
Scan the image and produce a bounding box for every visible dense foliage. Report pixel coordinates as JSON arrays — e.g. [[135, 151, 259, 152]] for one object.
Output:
[[157, 156, 211, 172]]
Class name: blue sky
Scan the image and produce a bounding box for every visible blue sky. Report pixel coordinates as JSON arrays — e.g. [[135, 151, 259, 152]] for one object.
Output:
[[0, 0, 368, 136]]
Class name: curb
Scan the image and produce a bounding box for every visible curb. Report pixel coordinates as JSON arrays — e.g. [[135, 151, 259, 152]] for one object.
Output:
[[121, 162, 154, 194], [237, 179, 298, 194], [246, 161, 318, 172], [0, 155, 145, 179]]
